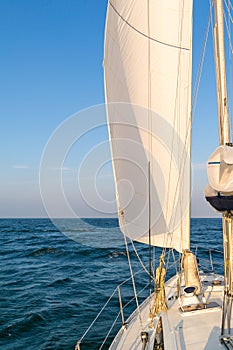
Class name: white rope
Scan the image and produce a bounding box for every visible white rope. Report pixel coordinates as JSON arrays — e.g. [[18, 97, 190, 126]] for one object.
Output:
[[118, 267, 147, 287], [124, 234, 144, 330], [123, 282, 150, 310], [75, 266, 149, 348], [165, 1, 213, 251], [162, 0, 186, 250], [225, 0, 233, 11], [130, 238, 178, 301], [193, 1, 213, 115], [161, 1, 212, 252], [99, 281, 151, 349], [171, 249, 179, 275], [223, 0, 233, 136], [130, 238, 153, 278], [130, 237, 176, 280], [223, 9, 233, 53], [99, 311, 121, 350], [165, 248, 179, 275], [75, 287, 118, 348], [153, 245, 156, 275], [224, 0, 233, 24], [228, 0, 233, 137]]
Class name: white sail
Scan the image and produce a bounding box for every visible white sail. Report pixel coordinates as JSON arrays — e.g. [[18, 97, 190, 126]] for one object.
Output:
[[104, 0, 193, 252]]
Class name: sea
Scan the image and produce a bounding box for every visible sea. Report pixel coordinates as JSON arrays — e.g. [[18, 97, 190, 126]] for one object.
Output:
[[0, 218, 224, 350]]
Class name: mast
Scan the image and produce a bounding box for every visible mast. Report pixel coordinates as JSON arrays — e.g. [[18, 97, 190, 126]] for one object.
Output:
[[213, 0, 233, 341], [213, 0, 230, 144]]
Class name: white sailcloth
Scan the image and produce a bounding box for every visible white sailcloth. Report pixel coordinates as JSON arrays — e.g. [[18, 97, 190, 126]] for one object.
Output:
[[104, 0, 193, 252]]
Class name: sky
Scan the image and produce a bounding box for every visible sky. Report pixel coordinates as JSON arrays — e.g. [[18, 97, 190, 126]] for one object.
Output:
[[0, 0, 231, 218]]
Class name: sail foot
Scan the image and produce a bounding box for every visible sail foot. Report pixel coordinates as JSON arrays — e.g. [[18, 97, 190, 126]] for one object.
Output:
[[221, 212, 233, 337]]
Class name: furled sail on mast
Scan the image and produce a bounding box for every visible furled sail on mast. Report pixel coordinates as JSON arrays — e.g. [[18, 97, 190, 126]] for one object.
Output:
[[104, 0, 193, 253]]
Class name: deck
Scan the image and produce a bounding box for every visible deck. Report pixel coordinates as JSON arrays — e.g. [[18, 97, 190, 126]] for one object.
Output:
[[109, 273, 226, 350]]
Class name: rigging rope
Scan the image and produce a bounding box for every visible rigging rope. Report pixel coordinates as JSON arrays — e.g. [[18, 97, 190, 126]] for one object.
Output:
[[99, 311, 121, 350], [223, 8, 233, 53], [75, 287, 117, 349], [147, 0, 153, 314], [192, 1, 213, 115], [229, 0, 233, 138], [210, 0, 225, 143], [123, 234, 144, 331], [166, 1, 213, 251], [225, 0, 233, 11], [223, 0, 233, 137], [162, 0, 186, 251], [130, 238, 153, 278], [224, 0, 233, 24]]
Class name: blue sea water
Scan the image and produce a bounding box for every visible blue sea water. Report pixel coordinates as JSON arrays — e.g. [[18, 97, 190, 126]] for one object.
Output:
[[0, 218, 223, 350]]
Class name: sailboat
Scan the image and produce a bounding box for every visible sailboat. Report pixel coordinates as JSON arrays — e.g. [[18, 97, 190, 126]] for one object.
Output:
[[102, 0, 233, 349], [75, 0, 233, 349]]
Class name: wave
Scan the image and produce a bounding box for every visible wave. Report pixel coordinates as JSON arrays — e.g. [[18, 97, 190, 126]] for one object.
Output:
[[28, 247, 62, 256], [47, 277, 73, 287], [0, 217, 224, 350], [62, 228, 92, 233], [108, 251, 127, 258], [1, 312, 47, 339]]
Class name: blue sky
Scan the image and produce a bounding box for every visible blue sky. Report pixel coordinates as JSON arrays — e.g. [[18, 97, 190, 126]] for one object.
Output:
[[0, 0, 230, 218]]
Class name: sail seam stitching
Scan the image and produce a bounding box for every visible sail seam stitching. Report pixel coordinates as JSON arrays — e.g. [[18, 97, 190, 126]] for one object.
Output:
[[109, 2, 190, 51]]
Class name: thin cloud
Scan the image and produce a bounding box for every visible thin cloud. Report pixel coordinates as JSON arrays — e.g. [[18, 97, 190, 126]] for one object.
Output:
[[13, 165, 30, 169], [50, 166, 74, 171]]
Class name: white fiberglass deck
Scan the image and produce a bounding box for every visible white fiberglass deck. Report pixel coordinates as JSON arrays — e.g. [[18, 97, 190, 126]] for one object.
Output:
[[163, 273, 224, 350], [109, 273, 226, 350]]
